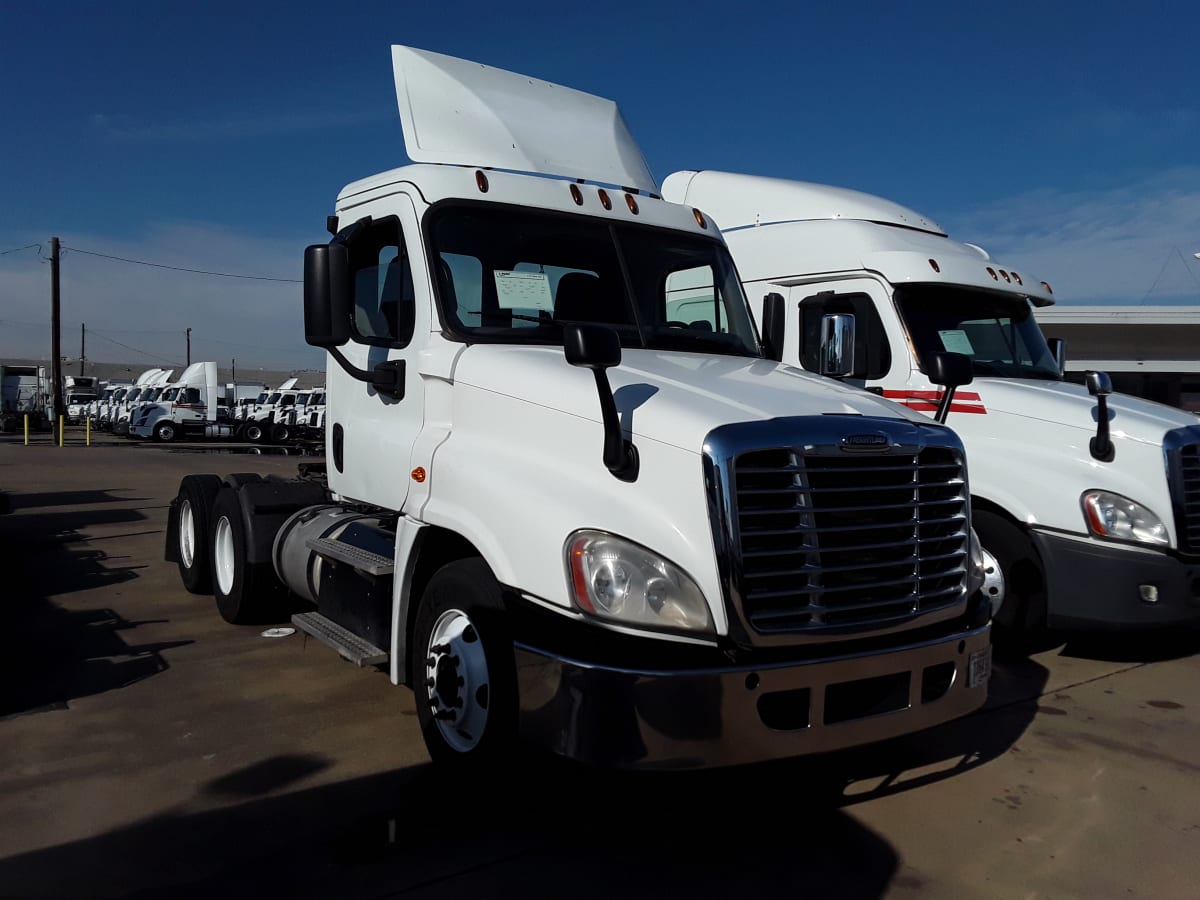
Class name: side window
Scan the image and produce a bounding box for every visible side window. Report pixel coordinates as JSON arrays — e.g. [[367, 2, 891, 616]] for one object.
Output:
[[348, 216, 415, 347], [799, 291, 891, 380], [664, 265, 727, 332], [184, 388, 201, 403]]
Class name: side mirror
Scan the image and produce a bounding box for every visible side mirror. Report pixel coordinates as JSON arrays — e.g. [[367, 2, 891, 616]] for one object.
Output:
[[1047, 337, 1066, 377], [926, 351, 973, 424], [564, 323, 621, 370], [760, 292, 786, 362], [303, 244, 351, 348], [564, 324, 637, 482], [819, 313, 856, 377], [1086, 370, 1112, 397], [1086, 369, 1115, 463]]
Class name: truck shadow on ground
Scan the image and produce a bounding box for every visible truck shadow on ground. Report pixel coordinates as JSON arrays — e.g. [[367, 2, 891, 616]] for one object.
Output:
[[1056, 625, 1200, 664], [0, 506, 190, 720], [0, 662, 1052, 900], [0, 755, 901, 900]]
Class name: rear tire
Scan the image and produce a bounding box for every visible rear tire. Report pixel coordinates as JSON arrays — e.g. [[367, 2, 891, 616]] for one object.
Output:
[[244, 423, 264, 443], [174, 475, 223, 593], [271, 423, 291, 444], [414, 558, 518, 768], [209, 487, 286, 624]]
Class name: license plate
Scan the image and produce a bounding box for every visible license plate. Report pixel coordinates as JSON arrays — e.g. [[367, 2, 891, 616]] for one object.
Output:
[[968, 646, 992, 688]]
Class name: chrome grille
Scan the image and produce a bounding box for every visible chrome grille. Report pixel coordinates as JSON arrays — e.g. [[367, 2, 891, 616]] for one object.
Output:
[[732, 443, 968, 634], [1176, 442, 1200, 553]]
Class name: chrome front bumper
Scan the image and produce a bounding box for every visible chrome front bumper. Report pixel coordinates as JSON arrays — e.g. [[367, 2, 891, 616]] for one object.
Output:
[[515, 623, 991, 770]]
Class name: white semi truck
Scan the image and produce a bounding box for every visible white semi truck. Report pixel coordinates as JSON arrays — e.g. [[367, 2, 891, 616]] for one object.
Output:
[[165, 47, 992, 769], [661, 170, 1200, 636], [130, 361, 241, 442]]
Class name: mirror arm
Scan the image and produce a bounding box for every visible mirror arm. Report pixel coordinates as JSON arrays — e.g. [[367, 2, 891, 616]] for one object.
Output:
[[1090, 395, 1114, 461], [934, 386, 957, 424], [592, 369, 638, 482], [328, 347, 405, 400]]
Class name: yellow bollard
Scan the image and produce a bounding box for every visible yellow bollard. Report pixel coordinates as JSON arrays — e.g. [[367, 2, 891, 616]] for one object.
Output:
[[24, 414, 29, 446], [59, 416, 64, 447], [86, 417, 91, 447]]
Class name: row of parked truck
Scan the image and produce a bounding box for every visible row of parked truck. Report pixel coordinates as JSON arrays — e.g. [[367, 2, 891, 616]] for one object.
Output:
[[161, 46, 1198, 772], [76, 365, 326, 445]]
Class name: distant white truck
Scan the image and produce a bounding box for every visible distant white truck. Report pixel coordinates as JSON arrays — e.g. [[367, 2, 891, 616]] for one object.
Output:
[[1, 365, 51, 432], [241, 378, 300, 443], [130, 362, 240, 442], [662, 169, 1200, 635], [64, 376, 100, 424]]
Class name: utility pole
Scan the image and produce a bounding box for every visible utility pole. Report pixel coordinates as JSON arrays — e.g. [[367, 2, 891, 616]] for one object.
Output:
[[186, 327, 192, 366], [50, 237, 63, 421], [80, 323, 86, 376], [231, 358, 236, 384]]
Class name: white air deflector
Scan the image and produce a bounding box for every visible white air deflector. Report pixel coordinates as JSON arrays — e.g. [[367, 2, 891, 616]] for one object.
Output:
[[392, 45, 657, 194]]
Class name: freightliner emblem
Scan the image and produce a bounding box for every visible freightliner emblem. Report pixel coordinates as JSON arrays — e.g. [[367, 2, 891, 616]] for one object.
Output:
[[841, 433, 891, 452]]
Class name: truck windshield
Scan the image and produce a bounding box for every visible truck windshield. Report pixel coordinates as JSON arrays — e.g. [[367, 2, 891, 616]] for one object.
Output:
[[428, 204, 760, 357], [894, 285, 1061, 381]]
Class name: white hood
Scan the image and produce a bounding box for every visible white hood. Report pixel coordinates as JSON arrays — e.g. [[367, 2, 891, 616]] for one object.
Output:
[[970, 378, 1197, 446], [454, 345, 934, 452]]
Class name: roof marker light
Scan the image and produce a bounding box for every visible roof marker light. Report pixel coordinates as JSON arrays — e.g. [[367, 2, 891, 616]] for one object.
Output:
[[598, 189, 612, 210], [625, 193, 639, 214], [694, 208, 707, 229], [1041, 281, 1053, 295], [475, 170, 489, 193], [1012, 272, 1023, 285], [986, 267, 998, 280], [1000, 270, 1011, 282], [928, 258, 940, 273], [569, 183, 583, 205]]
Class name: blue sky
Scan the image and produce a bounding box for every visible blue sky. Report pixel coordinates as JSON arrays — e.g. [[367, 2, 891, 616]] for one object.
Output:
[[2, 0, 1198, 368]]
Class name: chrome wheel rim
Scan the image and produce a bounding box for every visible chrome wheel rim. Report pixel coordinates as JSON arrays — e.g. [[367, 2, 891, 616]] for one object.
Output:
[[214, 516, 236, 595], [424, 609, 490, 753], [980, 546, 1004, 616], [179, 499, 195, 568]]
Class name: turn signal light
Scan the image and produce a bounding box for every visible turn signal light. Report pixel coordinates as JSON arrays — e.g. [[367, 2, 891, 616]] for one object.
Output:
[[411, 467, 427, 483]]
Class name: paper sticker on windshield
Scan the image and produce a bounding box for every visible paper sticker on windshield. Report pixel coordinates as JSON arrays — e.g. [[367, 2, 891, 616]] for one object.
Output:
[[494, 270, 553, 311], [938, 330, 975, 355]]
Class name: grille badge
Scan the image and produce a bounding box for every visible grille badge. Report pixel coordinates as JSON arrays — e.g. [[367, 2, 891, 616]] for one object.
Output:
[[840, 433, 891, 452]]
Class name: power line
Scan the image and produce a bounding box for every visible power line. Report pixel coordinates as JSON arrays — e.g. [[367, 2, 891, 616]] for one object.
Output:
[[60, 245, 302, 283], [88, 331, 183, 367], [0, 243, 41, 256]]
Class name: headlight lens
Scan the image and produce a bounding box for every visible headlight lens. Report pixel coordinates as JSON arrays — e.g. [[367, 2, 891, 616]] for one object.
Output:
[[565, 531, 712, 633], [1081, 491, 1168, 546]]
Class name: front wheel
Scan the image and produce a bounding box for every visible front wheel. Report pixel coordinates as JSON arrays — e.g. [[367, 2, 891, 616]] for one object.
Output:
[[244, 423, 264, 443], [153, 421, 177, 443], [413, 558, 517, 767], [974, 510, 1049, 649], [271, 423, 291, 444]]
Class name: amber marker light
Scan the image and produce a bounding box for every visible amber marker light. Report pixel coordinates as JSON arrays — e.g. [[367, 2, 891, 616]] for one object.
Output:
[[1041, 281, 1053, 294], [411, 467, 427, 483], [1012, 272, 1022, 285], [986, 267, 998, 280], [569, 183, 583, 205], [625, 193, 639, 214], [928, 258, 941, 273], [693, 208, 707, 228], [475, 170, 489, 193], [598, 189, 612, 210], [1000, 270, 1011, 282]]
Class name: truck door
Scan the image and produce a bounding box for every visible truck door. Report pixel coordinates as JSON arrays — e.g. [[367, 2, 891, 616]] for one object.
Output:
[[326, 193, 427, 512]]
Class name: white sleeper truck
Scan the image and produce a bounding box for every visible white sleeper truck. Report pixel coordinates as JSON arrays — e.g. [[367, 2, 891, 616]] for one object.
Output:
[[661, 170, 1200, 636], [130, 361, 238, 442], [165, 48, 992, 768]]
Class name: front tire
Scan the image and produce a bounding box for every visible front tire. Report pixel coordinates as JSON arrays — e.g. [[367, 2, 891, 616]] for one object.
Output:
[[244, 423, 264, 443], [271, 423, 291, 444], [153, 421, 177, 443], [173, 474, 222, 593], [974, 509, 1049, 649], [413, 558, 517, 767], [209, 487, 285, 624]]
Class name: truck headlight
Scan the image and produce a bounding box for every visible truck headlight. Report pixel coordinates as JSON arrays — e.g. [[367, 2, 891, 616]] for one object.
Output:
[[565, 530, 713, 633], [1081, 491, 1168, 546]]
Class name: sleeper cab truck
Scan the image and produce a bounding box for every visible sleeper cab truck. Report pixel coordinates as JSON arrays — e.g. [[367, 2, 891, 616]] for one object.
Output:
[[131, 362, 238, 442], [662, 170, 1200, 637], [163, 46, 992, 769]]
